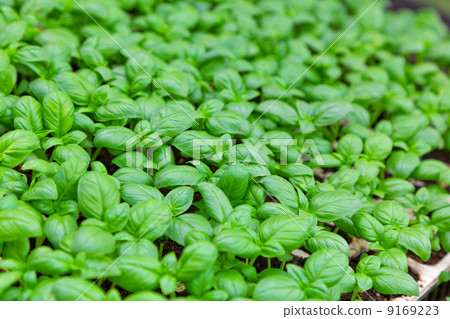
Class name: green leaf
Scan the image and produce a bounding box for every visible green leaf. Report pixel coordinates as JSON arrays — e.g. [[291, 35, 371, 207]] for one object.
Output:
[[121, 183, 163, 205], [42, 90, 74, 137], [44, 214, 77, 249], [167, 213, 212, 246], [259, 214, 315, 256], [352, 212, 384, 242], [0, 271, 23, 295], [54, 72, 94, 105], [355, 273, 373, 292], [126, 199, 171, 241], [256, 100, 298, 126], [258, 175, 299, 211], [364, 133, 393, 161], [0, 129, 40, 168], [164, 186, 194, 216], [198, 182, 233, 223], [253, 275, 304, 301], [310, 190, 362, 222], [313, 101, 353, 127], [0, 206, 42, 242], [93, 126, 137, 151], [54, 157, 88, 201], [376, 248, 408, 272], [153, 113, 195, 137], [69, 226, 115, 255], [206, 111, 250, 136], [372, 267, 419, 296], [22, 178, 58, 201], [374, 200, 409, 228], [431, 207, 450, 232], [304, 249, 349, 287], [386, 151, 420, 179], [27, 246, 73, 275], [214, 69, 244, 93], [398, 228, 431, 262], [155, 165, 204, 189], [176, 241, 218, 281], [78, 171, 120, 219], [155, 71, 189, 97], [22, 159, 58, 175], [110, 255, 161, 292], [12, 96, 43, 132], [305, 230, 350, 256], [53, 277, 106, 301], [214, 270, 247, 298], [216, 166, 249, 205], [213, 228, 260, 258]]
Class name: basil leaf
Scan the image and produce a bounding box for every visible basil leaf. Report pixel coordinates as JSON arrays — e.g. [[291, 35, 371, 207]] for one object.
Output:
[[304, 249, 349, 287], [198, 182, 233, 223], [27, 246, 73, 275], [0, 130, 40, 168], [110, 255, 161, 292], [0, 206, 43, 242], [213, 229, 260, 258], [398, 228, 431, 262], [176, 241, 218, 281], [155, 165, 204, 189], [42, 90, 74, 137], [310, 190, 362, 222], [78, 171, 120, 219], [12, 96, 43, 132], [53, 277, 106, 301], [372, 267, 419, 296], [253, 275, 304, 301], [126, 200, 171, 241]]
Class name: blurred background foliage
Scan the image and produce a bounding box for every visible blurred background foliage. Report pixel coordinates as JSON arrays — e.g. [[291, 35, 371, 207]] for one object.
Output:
[[392, 0, 450, 24]]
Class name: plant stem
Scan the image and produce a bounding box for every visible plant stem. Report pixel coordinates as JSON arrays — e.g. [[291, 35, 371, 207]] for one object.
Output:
[[92, 147, 102, 161], [158, 241, 165, 260], [35, 235, 46, 247], [267, 258, 271, 268], [350, 287, 360, 301], [170, 292, 176, 299], [280, 261, 286, 270], [249, 256, 257, 266], [331, 122, 340, 140], [379, 167, 386, 182], [333, 226, 340, 233]]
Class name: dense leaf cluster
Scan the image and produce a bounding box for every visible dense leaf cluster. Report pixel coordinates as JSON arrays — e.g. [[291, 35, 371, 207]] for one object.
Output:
[[0, 0, 449, 301]]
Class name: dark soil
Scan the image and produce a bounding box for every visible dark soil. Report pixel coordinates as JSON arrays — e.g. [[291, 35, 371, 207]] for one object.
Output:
[[100, 280, 113, 293], [341, 289, 384, 301], [423, 149, 450, 163], [325, 224, 353, 244], [16, 165, 33, 184], [95, 148, 118, 175], [172, 147, 189, 165], [408, 249, 447, 265], [313, 167, 338, 183], [157, 238, 185, 259], [408, 267, 420, 282], [116, 285, 132, 298], [264, 196, 280, 203]]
